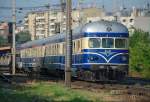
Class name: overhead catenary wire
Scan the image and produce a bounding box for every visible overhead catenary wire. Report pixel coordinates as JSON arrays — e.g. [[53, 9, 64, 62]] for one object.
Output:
[[0, 4, 62, 10]]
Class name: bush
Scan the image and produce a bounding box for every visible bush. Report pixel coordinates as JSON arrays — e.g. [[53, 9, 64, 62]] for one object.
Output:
[[129, 30, 150, 78]]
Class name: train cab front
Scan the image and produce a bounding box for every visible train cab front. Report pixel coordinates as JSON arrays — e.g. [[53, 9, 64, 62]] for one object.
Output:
[[79, 37, 129, 81]]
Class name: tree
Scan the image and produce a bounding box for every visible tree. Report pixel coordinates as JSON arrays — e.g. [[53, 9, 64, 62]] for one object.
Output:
[[129, 29, 150, 78], [16, 31, 31, 44]]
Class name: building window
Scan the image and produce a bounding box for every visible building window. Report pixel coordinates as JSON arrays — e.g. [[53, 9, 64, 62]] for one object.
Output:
[[122, 19, 126, 22], [130, 19, 134, 22]]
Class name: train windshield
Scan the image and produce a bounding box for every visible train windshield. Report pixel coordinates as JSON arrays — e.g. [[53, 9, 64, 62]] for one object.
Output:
[[115, 39, 128, 48], [102, 38, 114, 48], [89, 38, 101, 48]]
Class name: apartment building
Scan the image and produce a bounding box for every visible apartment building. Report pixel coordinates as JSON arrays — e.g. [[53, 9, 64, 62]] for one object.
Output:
[[24, 7, 104, 40], [24, 11, 48, 40]]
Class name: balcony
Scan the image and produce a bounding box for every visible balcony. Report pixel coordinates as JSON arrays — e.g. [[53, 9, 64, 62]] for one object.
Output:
[[36, 16, 45, 20], [50, 16, 57, 20], [49, 22, 55, 26], [36, 22, 45, 25], [36, 27, 45, 30]]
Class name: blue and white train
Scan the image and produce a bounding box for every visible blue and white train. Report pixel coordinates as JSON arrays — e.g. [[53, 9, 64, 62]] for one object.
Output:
[[17, 21, 129, 81]]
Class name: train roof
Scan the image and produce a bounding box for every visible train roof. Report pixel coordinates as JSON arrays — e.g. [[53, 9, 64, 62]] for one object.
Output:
[[79, 20, 128, 33], [19, 20, 128, 49]]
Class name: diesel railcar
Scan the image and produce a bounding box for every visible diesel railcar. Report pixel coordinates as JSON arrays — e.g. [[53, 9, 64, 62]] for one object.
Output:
[[17, 21, 129, 81]]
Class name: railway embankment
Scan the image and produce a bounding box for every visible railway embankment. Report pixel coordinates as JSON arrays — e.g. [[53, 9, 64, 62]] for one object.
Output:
[[0, 74, 150, 102]]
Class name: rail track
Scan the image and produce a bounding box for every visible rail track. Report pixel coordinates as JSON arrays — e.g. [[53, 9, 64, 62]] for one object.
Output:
[[0, 72, 150, 102]]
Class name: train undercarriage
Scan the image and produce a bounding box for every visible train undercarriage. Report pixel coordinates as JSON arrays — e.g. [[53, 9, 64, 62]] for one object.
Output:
[[18, 64, 128, 82], [76, 65, 128, 81]]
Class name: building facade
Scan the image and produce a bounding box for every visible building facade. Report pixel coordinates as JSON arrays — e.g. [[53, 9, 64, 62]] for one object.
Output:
[[24, 7, 104, 40], [0, 22, 9, 39], [24, 6, 150, 40], [134, 17, 150, 34]]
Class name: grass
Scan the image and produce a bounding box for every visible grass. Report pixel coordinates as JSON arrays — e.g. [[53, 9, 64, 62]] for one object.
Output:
[[0, 82, 103, 102]]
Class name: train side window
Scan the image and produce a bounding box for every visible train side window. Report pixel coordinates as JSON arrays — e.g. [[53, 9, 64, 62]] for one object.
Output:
[[37, 47, 39, 57], [49, 45, 51, 55], [55, 44, 56, 55], [39, 46, 42, 57], [47, 45, 50, 55], [77, 40, 81, 52], [52, 44, 53, 55], [115, 39, 127, 48], [53, 44, 55, 55], [63, 43, 65, 55], [58, 43, 61, 55], [75, 41, 77, 53], [45, 46, 47, 56], [27, 49, 29, 57], [54, 44, 56, 55], [24, 50, 26, 57], [50, 45, 52, 55], [39, 47, 41, 57], [33, 48, 36, 57], [59, 43, 63, 55], [56, 44, 58, 55], [30, 48, 33, 57], [26, 49, 28, 57], [25, 49, 28, 57], [28, 49, 30, 57], [102, 38, 114, 48], [30, 49, 32, 57], [89, 38, 101, 48], [46, 45, 49, 55], [21, 50, 23, 57], [73, 41, 75, 54], [34, 48, 36, 57], [57, 44, 59, 55], [33, 48, 38, 57], [51, 44, 52, 55]]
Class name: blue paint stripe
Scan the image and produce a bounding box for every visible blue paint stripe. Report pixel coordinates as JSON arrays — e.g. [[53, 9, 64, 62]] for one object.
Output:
[[84, 32, 129, 37]]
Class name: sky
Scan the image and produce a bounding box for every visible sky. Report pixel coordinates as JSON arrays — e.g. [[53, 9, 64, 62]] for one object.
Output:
[[0, 0, 150, 23]]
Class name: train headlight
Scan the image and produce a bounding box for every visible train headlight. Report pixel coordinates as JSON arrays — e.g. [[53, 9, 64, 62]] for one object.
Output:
[[88, 56, 99, 61], [122, 56, 127, 61]]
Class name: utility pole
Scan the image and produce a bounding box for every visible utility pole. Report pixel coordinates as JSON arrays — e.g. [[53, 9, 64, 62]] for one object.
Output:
[[12, 0, 16, 75], [65, 0, 72, 88]]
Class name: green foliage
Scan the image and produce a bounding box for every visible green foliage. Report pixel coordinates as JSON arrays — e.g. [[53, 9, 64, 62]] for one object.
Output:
[[0, 83, 102, 102], [0, 35, 8, 46], [16, 31, 31, 44], [129, 30, 150, 78]]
